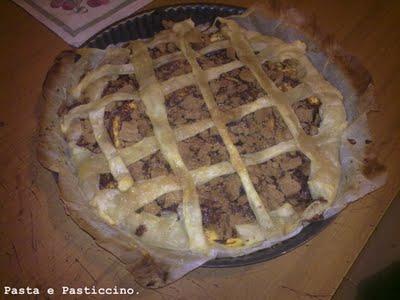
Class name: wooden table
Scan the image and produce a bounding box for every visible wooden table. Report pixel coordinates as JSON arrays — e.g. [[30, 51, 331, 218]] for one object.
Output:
[[1, 0, 399, 299]]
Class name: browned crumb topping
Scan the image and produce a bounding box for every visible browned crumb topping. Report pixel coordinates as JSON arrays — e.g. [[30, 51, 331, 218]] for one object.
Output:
[[248, 151, 312, 211], [104, 100, 153, 147], [292, 97, 322, 136], [207, 58, 301, 112], [262, 59, 301, 91], [227, 107, 292, 155], [138, 191, 182, 218], [197, 48, 236, 70], [210, 66, 266, 112], [148, 42, 179, 59], [99, 173, 118, 190], [189, 31, 211, 51], [102, 74, 139, 97], [76, 118, 101, 153], [198, 173, 255, 242], [165, 85, 210, 127], [135, 224, 147, 236], [154, 59, 192, 82], [178, 127, 229, 170], [128, 151, 172, 181]]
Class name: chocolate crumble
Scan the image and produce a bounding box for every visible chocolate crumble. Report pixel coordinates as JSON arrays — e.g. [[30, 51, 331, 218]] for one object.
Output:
[[210, 66, 266, 112], [102, 74, 139, 97], [198, 174, 255, 242], [76, 118, 101, 153], [197, 48, 236, 70], [248, 151, 313, 211], [178, 127, 229, 170], [262, 59, 302, 91], [128, 151, 172, 182], [292, 97, 322, 136], [154, 59, 192, 82], [104, 100, 153, 147], [189, 31, 212, 51], [227, 107, 292, 155], [165, 85, 210, 127]]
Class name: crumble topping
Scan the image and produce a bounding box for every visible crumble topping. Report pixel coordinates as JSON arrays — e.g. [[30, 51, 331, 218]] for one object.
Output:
[[227, 107, 292, 155], [198, 173, 255, 242], [262, 59, 302, 91], [197, 48, 236, 70], [209, 59, 301, 112], [210, 66, 266, 112], [165, 85, 210, 127], [154, 59, 192, 82], [102, 74, 139, 97], [178, 127, 229, 170], [292, 97, 322, 136], [248, 151, 313, 211], [76, 118, 101, 153], [128, 151, 172, 182], [189, 32, 211, 51], [104, 100, 153, 148]]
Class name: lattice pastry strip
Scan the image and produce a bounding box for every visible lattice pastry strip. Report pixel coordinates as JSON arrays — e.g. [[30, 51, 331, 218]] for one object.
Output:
[[62, 91, 139, 132], [70, 40, 230, 99], [173, 20, 273, 230], [122, 140, 296, 211], [128, 40, 207, 252], [219, 18, 346, 214], [60, 18, 347, 251], [85, 77, 134, 191], [73, 84, 311, 179], [65, 36, 297, 120]]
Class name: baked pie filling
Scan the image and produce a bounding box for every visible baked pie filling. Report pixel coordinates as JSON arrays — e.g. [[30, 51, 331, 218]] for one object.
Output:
[[58, 18, 346, 253]]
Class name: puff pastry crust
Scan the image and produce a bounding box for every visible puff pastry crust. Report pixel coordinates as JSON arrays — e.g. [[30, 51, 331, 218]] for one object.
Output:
[[39, 18, 348, 286]]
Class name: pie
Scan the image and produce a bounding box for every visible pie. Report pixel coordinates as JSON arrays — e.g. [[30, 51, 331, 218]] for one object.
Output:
[[38, 16, 349, 287]]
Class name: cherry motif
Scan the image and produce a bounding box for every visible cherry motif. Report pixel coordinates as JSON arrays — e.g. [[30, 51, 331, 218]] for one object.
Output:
[[62, 0, 76, 10]]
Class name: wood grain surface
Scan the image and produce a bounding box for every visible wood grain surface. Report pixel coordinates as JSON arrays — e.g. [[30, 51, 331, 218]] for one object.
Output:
[[1, 0, 399, 299]]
